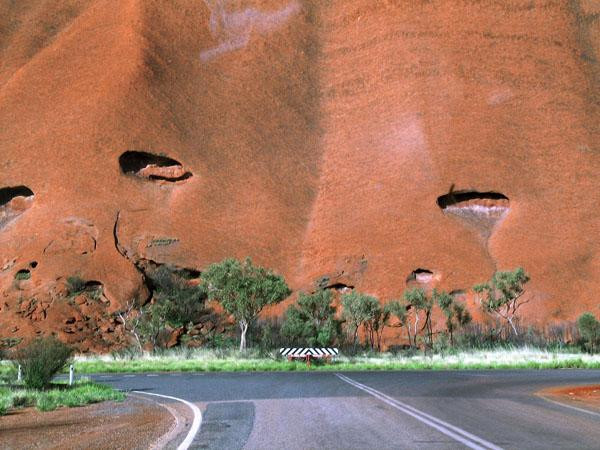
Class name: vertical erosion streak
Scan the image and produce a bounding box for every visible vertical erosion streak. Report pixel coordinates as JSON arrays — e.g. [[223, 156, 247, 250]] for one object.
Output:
[[200, 0, 302, 62], [569, 0, 600, 108]]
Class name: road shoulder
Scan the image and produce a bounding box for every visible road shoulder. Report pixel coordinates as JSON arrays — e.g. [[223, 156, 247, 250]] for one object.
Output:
[[537, 384, 600, 414], [0, 396, 174, 450]]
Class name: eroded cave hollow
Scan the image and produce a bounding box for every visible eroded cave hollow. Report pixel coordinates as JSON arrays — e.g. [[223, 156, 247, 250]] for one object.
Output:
[[324, 282, 354, 292], [406, 268, 433, 284], [0, 186, 34, 230], [437, 189, 510, 239], [119, 151, 193, 182]]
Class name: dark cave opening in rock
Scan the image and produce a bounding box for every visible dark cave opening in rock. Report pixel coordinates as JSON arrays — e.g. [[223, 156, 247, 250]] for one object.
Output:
[[436, 190, 509, 209], [15, 269, 31, 280], [0, 186, 34, 206], [450, 289, 466, 297], [119, 151, 193, 182], [406, 268, 434, 284], [173, 267, 202, 280], [29, 261, 38, 269], [324, 282, 354, 292]]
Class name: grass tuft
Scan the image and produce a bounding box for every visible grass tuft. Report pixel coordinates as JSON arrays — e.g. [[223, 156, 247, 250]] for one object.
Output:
[[0, 380, 125, 415]]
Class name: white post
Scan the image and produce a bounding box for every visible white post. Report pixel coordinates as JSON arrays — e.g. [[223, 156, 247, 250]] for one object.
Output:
[[69, 364, 74, 386], [17, 364, 22, 383]]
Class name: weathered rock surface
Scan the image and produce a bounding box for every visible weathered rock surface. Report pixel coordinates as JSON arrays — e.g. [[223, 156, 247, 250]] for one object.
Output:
[[0, 0, 598, 350]]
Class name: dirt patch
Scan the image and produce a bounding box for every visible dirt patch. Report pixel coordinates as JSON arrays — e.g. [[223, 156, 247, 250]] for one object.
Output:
[[0, 396, 174, 450], [538, 384, 600, 411]]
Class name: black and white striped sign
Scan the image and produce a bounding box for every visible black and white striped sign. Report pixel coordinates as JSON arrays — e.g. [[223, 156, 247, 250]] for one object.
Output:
[[280, 348, 339, 358]]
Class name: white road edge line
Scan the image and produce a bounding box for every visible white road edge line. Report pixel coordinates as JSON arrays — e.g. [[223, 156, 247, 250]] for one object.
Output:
[[336, 374, 503, 450], [133, 391, 202, 450], [539, 396, 600, 418]]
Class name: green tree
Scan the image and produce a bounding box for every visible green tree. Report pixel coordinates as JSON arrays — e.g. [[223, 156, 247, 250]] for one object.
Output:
[[281, 290, 341, 347], [341, 291, 380, 350], [577, 312, 600, 353], [403, 288, 433, 348], [433, 289, 471, 345], [365, 303, 390, 351], [202, 258, 291, 351], [473, 267, 530, 336], [384, 300, 411, 346]]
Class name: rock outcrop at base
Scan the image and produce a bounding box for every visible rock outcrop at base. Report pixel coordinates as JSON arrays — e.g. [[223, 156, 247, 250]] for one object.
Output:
[[0, 0, 598, 350]]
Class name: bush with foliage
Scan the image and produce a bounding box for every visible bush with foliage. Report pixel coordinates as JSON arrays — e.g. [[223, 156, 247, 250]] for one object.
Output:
[[577, 312, 600, 353], [473, 267, 530, 336], [384, 300, 411, 346], [282, 290, 341, 347], [402, 288, 434, 348], [66, 276, 87, 296], [202, 258, 291, 351], [341, 291, 380, 350], [117, 265, 208, 350], [364, 302, 389, 352], [12, 337, 73, 389], [433, 289, 471, 346], [149, 265, 207, 329]]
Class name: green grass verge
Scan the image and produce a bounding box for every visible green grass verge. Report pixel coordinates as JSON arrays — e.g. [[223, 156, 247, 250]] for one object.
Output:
[[0, 379, 125, 415], [71, 358, 600, 374], [66, 347, 600, 373], [2, 348, 599, 377]]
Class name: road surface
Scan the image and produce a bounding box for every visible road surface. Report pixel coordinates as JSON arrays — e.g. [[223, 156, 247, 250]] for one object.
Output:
[[94, 370, 600, 449]]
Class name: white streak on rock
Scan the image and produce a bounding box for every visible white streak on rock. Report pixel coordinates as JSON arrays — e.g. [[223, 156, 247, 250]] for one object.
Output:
[[201, 0, 301, 62]]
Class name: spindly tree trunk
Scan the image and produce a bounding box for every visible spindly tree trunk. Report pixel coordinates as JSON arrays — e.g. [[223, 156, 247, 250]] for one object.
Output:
[[240, 320, 249, 352]]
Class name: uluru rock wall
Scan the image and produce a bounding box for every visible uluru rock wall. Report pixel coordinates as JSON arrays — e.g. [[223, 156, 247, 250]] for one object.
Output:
[[0, 0, 598, 351]]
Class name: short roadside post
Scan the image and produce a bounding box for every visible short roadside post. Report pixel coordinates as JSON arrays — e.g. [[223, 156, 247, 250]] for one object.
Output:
[[69, 364, 74, 386], [17, 364, 22, 383]]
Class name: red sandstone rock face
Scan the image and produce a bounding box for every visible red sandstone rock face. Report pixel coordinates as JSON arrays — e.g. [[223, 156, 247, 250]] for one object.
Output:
[[0, 0, 598, 350]]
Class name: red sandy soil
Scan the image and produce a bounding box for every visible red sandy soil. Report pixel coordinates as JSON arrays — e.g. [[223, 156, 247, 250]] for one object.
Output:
[[0, 396, 174, 450], [538, 384, 600, 411], [0, 0, 599, 350]]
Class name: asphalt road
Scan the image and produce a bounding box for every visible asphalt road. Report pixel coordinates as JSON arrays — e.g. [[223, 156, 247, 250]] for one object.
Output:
[[93, 370, 600, 449]]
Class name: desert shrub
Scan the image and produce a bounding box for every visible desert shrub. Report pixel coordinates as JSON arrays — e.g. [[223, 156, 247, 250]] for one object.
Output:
[[66, 276, 87, 296], [282, 290, 341, 348], [249, 320, 286, 355], [453, 321, 580, 351], [577, 312, 600, 353], [11, 394, 32, 408], [13, 337, 73, 389], [148, 265, 207, 329], [0, 396, 10, 415], [117, 266, 209, 351], [455, 322, 503, 349], [36, 394, 59, 412], [205, 333, 236, 350], [433, 332, 452, 355]]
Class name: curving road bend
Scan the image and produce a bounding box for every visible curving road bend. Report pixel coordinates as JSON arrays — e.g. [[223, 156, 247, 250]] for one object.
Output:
[[93, 370, 600, 449]]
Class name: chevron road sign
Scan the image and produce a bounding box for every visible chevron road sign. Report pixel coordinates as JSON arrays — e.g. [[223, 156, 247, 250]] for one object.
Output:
[[279, 348, 339, 358]]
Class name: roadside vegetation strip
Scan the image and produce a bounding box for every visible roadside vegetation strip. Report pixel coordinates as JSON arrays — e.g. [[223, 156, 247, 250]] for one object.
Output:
[[336, 373, 503, 450], [0, 379, 125, 414], [57, 348, 600, 374]]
